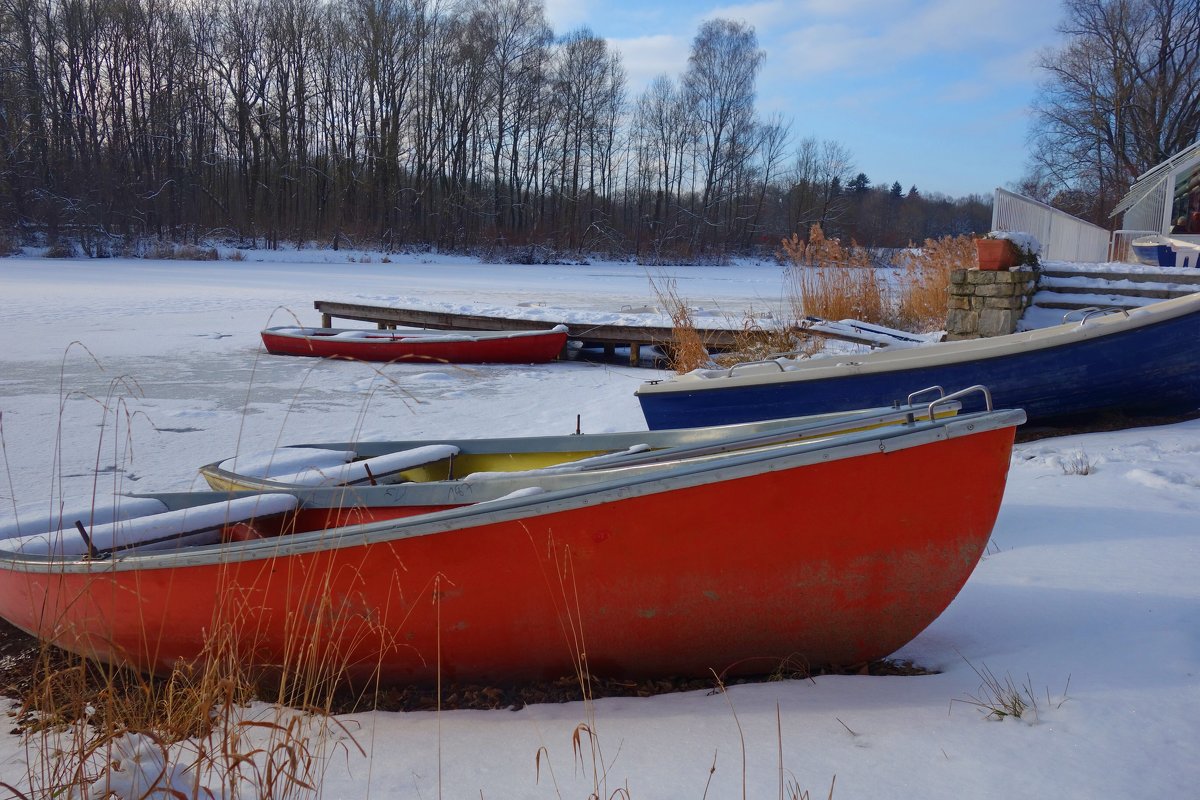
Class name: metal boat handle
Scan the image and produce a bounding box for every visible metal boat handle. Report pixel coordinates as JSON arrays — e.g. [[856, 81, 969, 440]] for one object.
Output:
[[1061, 307, 1100, 322], [1062, 307, 1128, 324], [928, 384, 992, 419], [1079, 307, 1129, 324], [906, 385, 945, 406], [727, 359, 786, 376]]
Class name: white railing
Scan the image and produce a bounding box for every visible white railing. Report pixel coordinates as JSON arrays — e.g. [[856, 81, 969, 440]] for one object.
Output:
[[991, 188, 1112, 263], [1119, 176, 1169, 232], [1109, 230, 1158, 263]]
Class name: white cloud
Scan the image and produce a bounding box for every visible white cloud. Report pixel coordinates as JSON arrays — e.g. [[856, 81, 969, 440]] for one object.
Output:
[[543, 0, 594, 33], [700, 1, 789, 30], [607, 34, 692, 92], [769, 0, 1060, 78]]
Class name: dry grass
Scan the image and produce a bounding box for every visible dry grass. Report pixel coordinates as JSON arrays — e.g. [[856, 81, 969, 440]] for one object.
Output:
[[712, 310, 821, 368], [5, 602, 364, 799], [779, 226, 885, 324], [644, 224, 966, 374], [0, 356, 368, 800], [648, 258, 828, 373], [895, 234, 975, 332], [779, 226, 968, 334], [44, 241, 76, 258], [648, 272, 717, 372], [950, 655, 1070, 724]]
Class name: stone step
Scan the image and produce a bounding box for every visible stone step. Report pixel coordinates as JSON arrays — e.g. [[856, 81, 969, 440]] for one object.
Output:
[[1040, 267, 1200, 285], [1037, 282, 1195, 300], [1032, 296, 1148, 311], [1028, 265, 1199, 315]]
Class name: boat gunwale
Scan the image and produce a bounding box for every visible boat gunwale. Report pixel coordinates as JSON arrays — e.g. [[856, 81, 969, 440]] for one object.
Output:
[[196, 401, 962, 489], [0, 409, 1026, 573]]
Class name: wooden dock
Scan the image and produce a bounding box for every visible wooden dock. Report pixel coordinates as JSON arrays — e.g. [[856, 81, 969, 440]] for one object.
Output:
[[313, 300, 888, 366]]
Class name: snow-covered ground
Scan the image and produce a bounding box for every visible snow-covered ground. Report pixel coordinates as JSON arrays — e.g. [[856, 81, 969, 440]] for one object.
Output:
[[0, 252, 1198, 798]]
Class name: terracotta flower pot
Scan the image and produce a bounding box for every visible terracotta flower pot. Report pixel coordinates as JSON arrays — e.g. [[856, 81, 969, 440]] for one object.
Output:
[[976, 238, 1018, 271]]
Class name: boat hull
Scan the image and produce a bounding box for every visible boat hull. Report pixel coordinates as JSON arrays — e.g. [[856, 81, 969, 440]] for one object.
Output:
[[1131, 236, 1200, 269], [260, 326, 568, 363], [1131, 238, 1177, 267], [0, 418, 1018, 684], [637, 295, 1200, 429]]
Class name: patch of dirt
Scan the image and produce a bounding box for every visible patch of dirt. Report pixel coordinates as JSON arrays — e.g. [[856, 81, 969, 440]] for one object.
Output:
[[333, 657, 933, 714], [0, 619, 934, 722]]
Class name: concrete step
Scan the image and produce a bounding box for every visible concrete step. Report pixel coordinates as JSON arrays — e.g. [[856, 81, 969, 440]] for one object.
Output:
[[1031, 293, 1155, 311], [1040, 267, 1200, 285], [1037, 280, 1195, 301], [1025, 264, 1200, 316]]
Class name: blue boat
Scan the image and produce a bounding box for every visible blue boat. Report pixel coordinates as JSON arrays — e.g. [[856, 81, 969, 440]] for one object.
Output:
[[1131, 235, 1200, 268], [635, 292, 1200, 429]]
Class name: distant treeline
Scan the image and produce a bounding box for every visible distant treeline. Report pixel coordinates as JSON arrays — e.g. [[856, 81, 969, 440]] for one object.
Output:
[[0, 0, 991, 258]]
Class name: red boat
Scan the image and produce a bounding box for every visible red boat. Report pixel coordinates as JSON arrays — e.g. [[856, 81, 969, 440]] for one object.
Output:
[[0, 394, 1023, 685], [260, 324, 569, 363]]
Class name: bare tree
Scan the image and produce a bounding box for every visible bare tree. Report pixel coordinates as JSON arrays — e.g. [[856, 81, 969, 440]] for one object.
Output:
[[682, 18, 763, 250], [470, 0, 551, 237], [1030, 0, 1200, 222], [551, 27, 624, 248]]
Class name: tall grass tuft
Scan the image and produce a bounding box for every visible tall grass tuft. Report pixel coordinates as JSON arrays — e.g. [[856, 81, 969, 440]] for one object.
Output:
[[1, 349, 369, 800], [648, 272, 717, 373], [6, 611, 364, 799], [146, 242, 220, 261], [779, 226, 969, 334], [895, 234, 975, 332], [779, 225, 884, 324]]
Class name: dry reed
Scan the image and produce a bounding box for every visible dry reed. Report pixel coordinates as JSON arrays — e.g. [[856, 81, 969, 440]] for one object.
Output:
[[711, 309, 821, 368], [647, 272, 717, 373], [779, 225, 885, 324], [2, 350, 372, 800], [894, 234, 975, 332], [780, 226, 969, 334]]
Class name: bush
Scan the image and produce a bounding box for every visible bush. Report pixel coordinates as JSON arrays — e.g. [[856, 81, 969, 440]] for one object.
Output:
[[145, 242, 220, 261], [45, 241, 76, 258], [777, 227, 970, 334]]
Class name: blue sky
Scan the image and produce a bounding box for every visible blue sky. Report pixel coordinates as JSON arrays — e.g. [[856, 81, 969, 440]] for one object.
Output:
[[543, 0, 1067, 198]]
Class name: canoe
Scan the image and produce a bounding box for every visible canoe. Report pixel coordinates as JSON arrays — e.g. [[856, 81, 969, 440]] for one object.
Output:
[[260, 324, 569, 363], [197, 393, 961, 492], [636, 291, 1200, 429], [0, 399, 1024, 685]]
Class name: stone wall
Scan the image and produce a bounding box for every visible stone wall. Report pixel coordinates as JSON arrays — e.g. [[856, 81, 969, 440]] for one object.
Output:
[[945, 268, 1039, 340]]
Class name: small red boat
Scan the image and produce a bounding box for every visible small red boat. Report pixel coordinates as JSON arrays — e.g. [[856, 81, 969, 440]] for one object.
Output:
[[0, 393, 1023, 685], [260, 324, 569, 363]]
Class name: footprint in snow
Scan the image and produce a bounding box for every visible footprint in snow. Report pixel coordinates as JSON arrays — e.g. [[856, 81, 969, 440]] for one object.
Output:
[[1126, 468, 1200, 491]]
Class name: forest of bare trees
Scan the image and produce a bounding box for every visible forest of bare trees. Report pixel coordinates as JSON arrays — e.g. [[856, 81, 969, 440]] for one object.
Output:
[[0, 0, 990, 258]]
